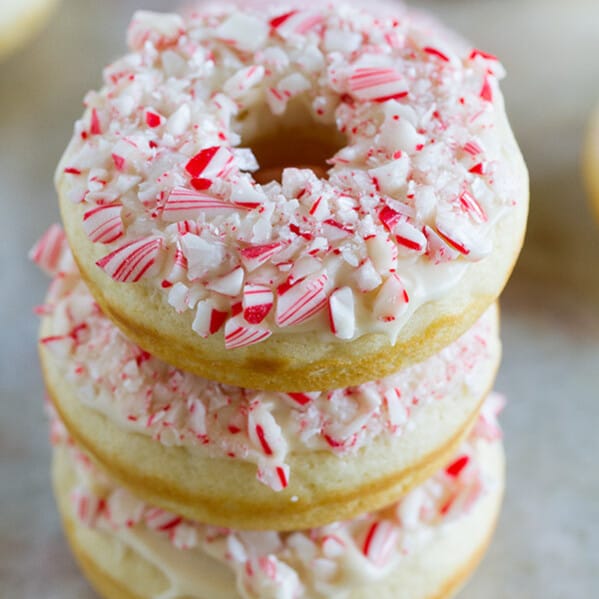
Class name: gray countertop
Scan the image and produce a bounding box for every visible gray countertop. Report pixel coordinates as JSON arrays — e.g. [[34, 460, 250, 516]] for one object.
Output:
[[1, 0, 598, 597]]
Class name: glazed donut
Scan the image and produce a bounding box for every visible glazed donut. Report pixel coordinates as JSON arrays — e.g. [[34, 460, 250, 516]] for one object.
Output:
[[584, 102, 599, 222], [55, 1, 528, 391], [51, 401, 505, 599], [36, 228, 500, 529], [0, 0, 60, 60]]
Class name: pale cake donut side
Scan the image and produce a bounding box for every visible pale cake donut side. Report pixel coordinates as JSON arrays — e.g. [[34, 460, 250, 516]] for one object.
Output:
[[0, 0, 60, 60], [55, 2, 528, 391], [583, 102, 599, 222], [37, 234, 501, 529], [52, 406, 505, 599]]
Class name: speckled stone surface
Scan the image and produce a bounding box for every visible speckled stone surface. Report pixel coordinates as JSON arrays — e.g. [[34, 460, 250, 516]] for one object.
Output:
[[1, 0, 598, 597]]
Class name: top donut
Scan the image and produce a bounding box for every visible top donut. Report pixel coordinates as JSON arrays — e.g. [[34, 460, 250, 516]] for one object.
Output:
[[56, 1, 528, 391]]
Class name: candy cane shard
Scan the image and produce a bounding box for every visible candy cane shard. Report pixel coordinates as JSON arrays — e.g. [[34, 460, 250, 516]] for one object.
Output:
[[96, 236, 164, 283], [192, 299, 228, 337], [242, 283, 274, 324], [162, 187, 241, 220], [206, 267, 245, 297], [105, 488, 145, 528], [384, 387, 408, 431], [423, 46, 450, 62], [362, 520, 398, 567], [275, 273, 328, 327], [285, 391, 319, 407], [479, 76, 493, 102], [328, 287, 355, 339], [224, 315, 272, 349], [373, 274, 409, 322], [422, 225, 459, 264], [161, 247, 188, 288], [29, 224, 67, 275], [348, 67, 408, 103], [40, 334, 75, 358], [269, 10, 323, 37], [71, 487, 103, 527], [185, 146, 234, 180], [240, 242, 285, 272], [215, 13, 269, 53], [394, 219, 427, 253], [459, 190, 488, 223], [82, 204, 124, 244], [248, 405, 286, 459], [256, 463, 289, 492], [366, 234, 398, 275], [144, 507, 182, 532], [223, 65, 265, 98], [445, 455, 470, 478], [145, 109, 163, 128]]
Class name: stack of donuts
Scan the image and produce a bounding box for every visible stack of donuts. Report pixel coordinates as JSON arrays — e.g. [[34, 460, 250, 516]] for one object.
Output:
[[32, 1, 528, 597]]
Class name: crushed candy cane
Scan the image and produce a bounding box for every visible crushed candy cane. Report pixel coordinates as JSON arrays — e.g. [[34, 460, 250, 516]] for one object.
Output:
[[51, 394, 503, 599], [36, 230, 497, 492], [56, 1, 519, 348]]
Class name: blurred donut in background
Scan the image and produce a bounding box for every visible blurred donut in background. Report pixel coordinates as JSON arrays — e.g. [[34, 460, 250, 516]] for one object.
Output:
[[0, 0, 60, 60], [583, 102, 599, 223]]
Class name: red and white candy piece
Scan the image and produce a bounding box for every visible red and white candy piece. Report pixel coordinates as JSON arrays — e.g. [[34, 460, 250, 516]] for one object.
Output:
[[144, 507, 182, 532], [242, 283, 274, 324], [223, 65, 265, 99], [327, 287, 355, 339], [248, 404, 285, 459], [71, 487, 103, 527], [445, 455, 470, 478], [224, 315, 272, 349], [240, 243, 285, 272], [82, 204, 124, 244], [192, 299, 228, 337], [284, 391, 319, 407], [459, 190, 488, 224], [163, 187, 241, 220], [29, 224, 67, 275], [257, 463, 289, 492], [96, 236, 163, 283], [185, 147, 234, 181], [215, 13, 269, 53], [362, 520, 398, 567], [394, 220, 427, 253], [275, 273, 328, 327], [145, 109, 163, 128], [348, 67, 408, 103], [384, 387, 408, 431], [373, 274, 409, 322], [40, 334, 75, 358], [206, 267, 245, 297], [161, 247, 188, 288], [105, 488, 144, 528], [423, 225, 459, 264], [269, 10, 323, 37]]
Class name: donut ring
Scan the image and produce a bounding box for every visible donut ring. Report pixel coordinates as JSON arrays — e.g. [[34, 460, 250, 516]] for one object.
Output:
[[52, 410, 504, 599], [56, 3, 527, 391], [37, 236, 501, 529]]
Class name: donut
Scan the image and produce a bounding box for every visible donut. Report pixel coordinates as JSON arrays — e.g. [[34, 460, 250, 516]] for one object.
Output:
[[0, 0, 60, 60], [583, 102, 599, 222], [36, 228, 500, 529], [55, 1, 528, 391], [51, 399, 505, 599]]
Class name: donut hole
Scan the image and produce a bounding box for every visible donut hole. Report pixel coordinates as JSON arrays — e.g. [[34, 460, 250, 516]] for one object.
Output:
[[237, 101, 346, 184]]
